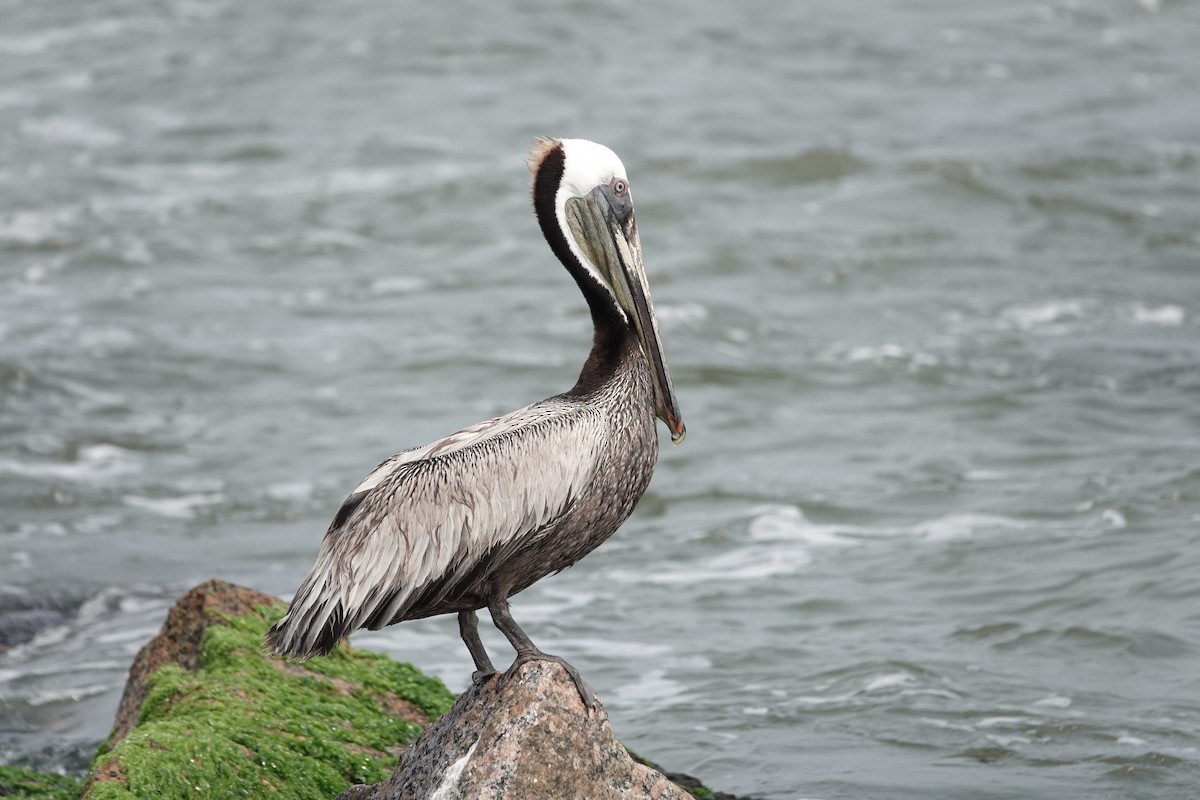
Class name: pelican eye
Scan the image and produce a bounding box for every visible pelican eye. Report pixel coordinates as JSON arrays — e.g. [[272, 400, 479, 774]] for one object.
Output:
[[612, 178, 627, 195]]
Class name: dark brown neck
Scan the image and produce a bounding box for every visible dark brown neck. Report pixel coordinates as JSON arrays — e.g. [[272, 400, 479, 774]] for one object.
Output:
[[531, 144, 637, 398]]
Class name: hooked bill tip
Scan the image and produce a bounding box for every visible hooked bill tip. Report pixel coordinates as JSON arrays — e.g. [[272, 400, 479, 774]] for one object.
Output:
[[670, 423, 686, 444]]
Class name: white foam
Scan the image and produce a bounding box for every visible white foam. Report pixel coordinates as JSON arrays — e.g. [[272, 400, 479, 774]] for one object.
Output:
[[918, 717, 974, 732], [92, 627, 164, 646], [846, 342, 906, 362], [566, 636, 673, 659], [0, 208, 79, 247], [299, 229, 371, 252], [0, 444, 141, 482], [25, 683, 111, 706], [0, 18, 142, 54], [747, 504, 842, 546], [498, 587, 600, 624], [983, 62, 1011, 80], [986, 733, 1031, 746], [1100, 509, 1127, 529], [636, 544, 814, 585], [76, 587, 168, 621], [265, 481, 315, 502], [610, 668, 688, 709], [6, 659, 128, 680], [999, 299, 1085, 333], [1033, 694, 1072, 708], [21, 116, 123, 148], [977, 716, 1032, 728], [862, 672, 913, 692], [909, 513, 1031, 541], [123, 492, 223, 520], [255, 167, 412, 199], [630, 505, 1036, 585], [1130, 304, 1184, 326], [753, 505, 1030, 544], [792, 690, 858, 708], [655, 303, 709, 326], [826, 342, 940, 370], [371, 276, 427, 296]]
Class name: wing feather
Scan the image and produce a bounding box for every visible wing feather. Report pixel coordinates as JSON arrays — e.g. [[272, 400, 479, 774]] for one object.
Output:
[[265, 401, 604, 658]]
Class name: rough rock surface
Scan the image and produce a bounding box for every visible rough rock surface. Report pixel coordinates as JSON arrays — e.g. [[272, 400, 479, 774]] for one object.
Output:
[[67, 579, 752, 800], [107, 579, 278, 746], [339, 659, 692, 800]]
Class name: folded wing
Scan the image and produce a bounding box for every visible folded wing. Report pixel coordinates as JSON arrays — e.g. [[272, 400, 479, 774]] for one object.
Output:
[[265, 402, 604, 658]]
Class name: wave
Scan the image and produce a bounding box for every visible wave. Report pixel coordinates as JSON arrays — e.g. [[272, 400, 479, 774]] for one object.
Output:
[[0, 444, 142, 483], [618, 505, 1036, 586]]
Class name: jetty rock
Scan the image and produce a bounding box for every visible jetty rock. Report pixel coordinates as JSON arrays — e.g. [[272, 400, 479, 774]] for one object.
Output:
[[82, 579, 454, 800], [340, 658, 690, 800], [76, 579, 749, 800]]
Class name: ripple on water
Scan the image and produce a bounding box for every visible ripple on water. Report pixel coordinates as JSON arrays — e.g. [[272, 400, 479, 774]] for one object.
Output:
[[991, 625, 1195, 659], [1130, 304, 1186, 326], [703, 147, 871, 187], [1, 585, 168, 691], [122, 492, 225, 521], [3, 0, 1200, 795], [617, 505, 1039, 586], [0, 444, 142, 483], [0, 208, 83, 251], [20, 116, 123, 148], [786, 660, 956, 712]]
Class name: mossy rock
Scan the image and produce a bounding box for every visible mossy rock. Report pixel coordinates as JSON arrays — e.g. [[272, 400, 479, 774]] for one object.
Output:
[[81, 581, 453, 800], [0, 765, 83, 799]]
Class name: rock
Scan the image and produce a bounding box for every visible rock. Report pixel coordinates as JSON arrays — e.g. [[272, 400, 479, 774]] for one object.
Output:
[[81, 579, 454, 800], [341, 659, 692, 800], [626, 755, 759, 800], [75, 579, 754, 800], [106, 579, 279, 747]]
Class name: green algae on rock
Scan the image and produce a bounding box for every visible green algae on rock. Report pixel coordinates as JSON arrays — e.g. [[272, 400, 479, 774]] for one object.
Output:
[[0, 765, 83, 800], [76, 580, 755, 800], [82, 580, 453, 800]]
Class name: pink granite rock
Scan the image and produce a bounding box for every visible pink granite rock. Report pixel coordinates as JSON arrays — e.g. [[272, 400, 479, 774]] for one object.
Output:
[[339, 658, 693, 800]]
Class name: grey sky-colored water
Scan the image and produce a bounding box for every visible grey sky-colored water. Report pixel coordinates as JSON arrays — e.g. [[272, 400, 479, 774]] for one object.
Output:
[[2, 1, 1199, 797]]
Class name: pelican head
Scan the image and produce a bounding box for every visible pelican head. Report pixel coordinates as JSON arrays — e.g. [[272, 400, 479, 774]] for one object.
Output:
[[530, 137, 685, 443]]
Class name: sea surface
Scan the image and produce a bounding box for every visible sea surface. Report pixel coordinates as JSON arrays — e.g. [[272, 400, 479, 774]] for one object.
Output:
[[2, 1, 1199, 797]]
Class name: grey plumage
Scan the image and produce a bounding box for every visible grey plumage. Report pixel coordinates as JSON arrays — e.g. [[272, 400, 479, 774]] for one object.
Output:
[[265, 138, 683, 704], [265, 352, 655, 657]]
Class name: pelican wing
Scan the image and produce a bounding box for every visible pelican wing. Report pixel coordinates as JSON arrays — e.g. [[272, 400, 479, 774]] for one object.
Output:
[[266, 401, 604, 658]]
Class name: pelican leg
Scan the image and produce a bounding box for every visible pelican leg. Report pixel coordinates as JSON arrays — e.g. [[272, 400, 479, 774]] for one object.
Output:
[[487, 596, 596, 709], [458, 610, 497, 684]]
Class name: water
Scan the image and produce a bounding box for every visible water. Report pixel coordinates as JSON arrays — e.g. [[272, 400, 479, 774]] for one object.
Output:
[[2, 0, 1199, 797]]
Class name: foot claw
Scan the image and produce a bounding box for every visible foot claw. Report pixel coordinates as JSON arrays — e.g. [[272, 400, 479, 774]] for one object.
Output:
[[472, 669, 497, 685], [503, 653, 596, 709]]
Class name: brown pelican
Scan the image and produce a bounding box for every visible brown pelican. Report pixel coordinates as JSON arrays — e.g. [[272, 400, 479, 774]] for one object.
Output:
[[265, 138, 684, 707]]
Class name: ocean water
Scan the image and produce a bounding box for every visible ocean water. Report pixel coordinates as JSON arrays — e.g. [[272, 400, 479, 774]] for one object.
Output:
[[2, 1, 1199, 797]]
